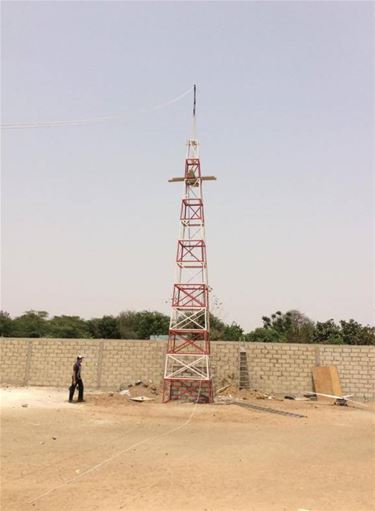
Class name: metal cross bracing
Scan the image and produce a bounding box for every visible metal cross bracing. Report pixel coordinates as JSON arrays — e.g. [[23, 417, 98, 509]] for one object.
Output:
[[163, 85, 216, 403]]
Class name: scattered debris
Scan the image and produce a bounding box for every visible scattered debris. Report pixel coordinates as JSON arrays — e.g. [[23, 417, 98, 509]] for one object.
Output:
[[256, 392, 273, 400], [89, 381, 161, 405], [304, 393, 317, 399], [305, 392, 368, 408], [215, 384, 274, 400], [216, 384, 231, 394], [305, 391, 352, 402], [335, 398, 349, 407], [214, 396, 234, 404], [117, 380, 160, 399]]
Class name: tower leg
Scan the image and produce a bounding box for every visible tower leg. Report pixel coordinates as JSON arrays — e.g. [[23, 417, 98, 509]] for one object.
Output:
[[162, 380, 171, 403]]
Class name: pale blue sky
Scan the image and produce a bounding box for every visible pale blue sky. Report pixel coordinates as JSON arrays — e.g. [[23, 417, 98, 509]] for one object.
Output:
[[1, 1, 374, 330]]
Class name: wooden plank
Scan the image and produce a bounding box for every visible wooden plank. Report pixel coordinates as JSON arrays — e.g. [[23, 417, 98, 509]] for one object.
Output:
[[312, 366, 342, 401]]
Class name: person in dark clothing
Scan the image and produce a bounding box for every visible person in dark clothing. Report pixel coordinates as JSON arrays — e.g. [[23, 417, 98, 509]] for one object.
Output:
[[69, 355, 84, 402]]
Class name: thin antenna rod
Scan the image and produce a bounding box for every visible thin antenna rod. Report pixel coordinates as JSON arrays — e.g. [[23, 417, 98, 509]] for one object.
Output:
[[193, 84, 197, 117], [192, 84, 197, 139]]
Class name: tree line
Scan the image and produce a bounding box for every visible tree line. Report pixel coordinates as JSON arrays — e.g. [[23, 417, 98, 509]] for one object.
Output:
[[0, 309, 373, 345]]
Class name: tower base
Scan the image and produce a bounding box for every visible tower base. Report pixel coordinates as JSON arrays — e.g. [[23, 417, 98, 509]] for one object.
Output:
[[162, 378, 213, 403]]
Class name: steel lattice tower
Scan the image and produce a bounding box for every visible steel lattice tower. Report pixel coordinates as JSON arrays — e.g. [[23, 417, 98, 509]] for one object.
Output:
[[163, 85, 216, 403]]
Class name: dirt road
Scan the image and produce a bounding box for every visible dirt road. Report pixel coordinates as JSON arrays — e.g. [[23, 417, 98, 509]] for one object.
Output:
[[1, 387, 374, 511]]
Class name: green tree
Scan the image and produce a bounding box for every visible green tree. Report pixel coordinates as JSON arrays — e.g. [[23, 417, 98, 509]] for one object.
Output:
[[260, 310, 314, 343], [117, 311, 139, 339], [87, 315, 120, 339], [284, 310, 315, 343], [117, 310, 169, 339], [222, 322, 244, 341], [48, 315, 91, 339], [244, 327, 285, 343], [207, 315, 244, 341], [136, 311, 169, 339], [0, 311, 13, 336], [339, 319, 375, 345], [209, 314, 227, 341], [262, 311, 293, 335], [313, 319, 343, 344], [11, 310, 49, 338]]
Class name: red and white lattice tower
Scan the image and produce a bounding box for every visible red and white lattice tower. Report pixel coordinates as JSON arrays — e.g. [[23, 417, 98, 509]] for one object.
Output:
[[163, 85, 216, 403]]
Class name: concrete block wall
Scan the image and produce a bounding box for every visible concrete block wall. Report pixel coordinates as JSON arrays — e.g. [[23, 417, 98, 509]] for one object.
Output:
[[0, 339, 168, 389], [319, 345, 375, 400], [100, 340, 166, 388], [241, 342, 375, 399], [242, 343, 318, 395], [0, 339, 30, 385], [0, 338, 374, 399], [210, 341, 239, 386], [27, 339, 101, 387]]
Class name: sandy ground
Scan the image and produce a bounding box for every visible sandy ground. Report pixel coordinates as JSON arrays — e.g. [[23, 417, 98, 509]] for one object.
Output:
[[1, 387, 374, 511]]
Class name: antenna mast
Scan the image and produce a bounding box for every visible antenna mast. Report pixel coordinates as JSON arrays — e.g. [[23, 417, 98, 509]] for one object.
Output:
[[192, 84, 197, 139]]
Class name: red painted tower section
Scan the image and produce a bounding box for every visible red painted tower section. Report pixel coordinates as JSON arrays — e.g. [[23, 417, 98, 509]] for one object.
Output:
[[163, 86, 216, 403]]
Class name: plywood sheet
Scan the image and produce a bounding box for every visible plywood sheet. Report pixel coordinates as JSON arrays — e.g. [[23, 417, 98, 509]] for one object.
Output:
[[312, 366, 342, 400]]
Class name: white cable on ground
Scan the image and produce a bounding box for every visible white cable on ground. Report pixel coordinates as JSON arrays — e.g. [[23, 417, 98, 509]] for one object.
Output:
[[1, 86, 193, 130], [27, 382, 203, 505]]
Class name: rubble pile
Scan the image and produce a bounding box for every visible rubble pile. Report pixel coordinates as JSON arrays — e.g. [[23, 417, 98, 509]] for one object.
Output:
[[118, 380, 160, 400], [216, 383, 275, 401]]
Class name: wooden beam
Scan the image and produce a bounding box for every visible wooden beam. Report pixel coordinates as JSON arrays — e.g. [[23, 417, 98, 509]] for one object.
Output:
[[168, 176, 217, 183]]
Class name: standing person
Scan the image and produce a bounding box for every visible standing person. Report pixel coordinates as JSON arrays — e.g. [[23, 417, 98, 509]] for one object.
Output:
[[69, 355, 84, 403]]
